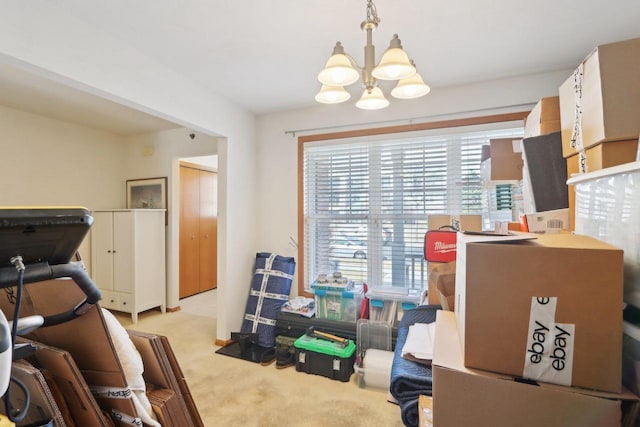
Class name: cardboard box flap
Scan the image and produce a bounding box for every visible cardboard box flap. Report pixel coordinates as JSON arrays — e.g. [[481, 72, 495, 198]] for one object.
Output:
[[127, 330, 204, 427], [148, 387, 191, 427], [18, 337, 111, 427], [11, 360, 67, 426], [3, 279, 141, 427], [158, 334, 204, 427], [458, 231, 538, 245], [433, 310, 464, 370]]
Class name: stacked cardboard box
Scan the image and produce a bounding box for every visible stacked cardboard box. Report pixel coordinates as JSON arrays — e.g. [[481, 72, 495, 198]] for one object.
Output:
[[524, 96, 561, 139], [454, 232, 623, 392], [481, 138, 524, 182], [559, 37, 640, 229], [520, 97, 571, 233], [432, 231, 640, 425], [432, 311, 639, 427]]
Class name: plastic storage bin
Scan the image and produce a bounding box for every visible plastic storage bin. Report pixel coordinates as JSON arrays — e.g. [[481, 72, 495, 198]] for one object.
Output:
[[313, 285, 363, 322], [622, 317, 640, 396], [354, 319, 393, 389], [366, 286, 422, 326], [294, 334, 356, 382], [568, 161, 640, 308]]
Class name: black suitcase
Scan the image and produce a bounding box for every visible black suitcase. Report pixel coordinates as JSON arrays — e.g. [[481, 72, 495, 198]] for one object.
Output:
[[275, 312, 398, 348]]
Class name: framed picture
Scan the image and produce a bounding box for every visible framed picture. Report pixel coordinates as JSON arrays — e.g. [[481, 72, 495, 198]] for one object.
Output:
[[126, 177, 168, 224]]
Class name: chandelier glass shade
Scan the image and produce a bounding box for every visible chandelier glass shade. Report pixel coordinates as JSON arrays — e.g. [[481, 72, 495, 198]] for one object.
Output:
[[355, 86, 389, 110], [391, 68, 431, 99], [315, 85, 352, 104], [315, 0, 429, 110]]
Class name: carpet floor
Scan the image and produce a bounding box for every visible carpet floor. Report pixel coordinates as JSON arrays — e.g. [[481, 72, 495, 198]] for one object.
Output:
[[114, 305, 403, 427]]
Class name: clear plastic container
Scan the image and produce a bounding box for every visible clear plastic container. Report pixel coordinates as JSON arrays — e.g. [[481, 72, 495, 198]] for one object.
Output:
[[313, 286, 364, 322], [354, 319, 393, 389], [366, 286, 422, 326]]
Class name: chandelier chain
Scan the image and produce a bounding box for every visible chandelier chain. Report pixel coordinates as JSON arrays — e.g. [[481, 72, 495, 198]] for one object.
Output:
[[366, 0, 380, 25]]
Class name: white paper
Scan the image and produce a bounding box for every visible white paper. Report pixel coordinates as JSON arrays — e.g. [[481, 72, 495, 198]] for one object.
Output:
[[401, 322, 436, 361]]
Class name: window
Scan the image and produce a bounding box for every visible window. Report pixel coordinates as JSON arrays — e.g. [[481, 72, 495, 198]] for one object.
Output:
[[298, 114, 526, 295]]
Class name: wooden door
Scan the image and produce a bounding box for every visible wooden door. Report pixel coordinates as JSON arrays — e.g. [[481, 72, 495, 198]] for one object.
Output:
[[180, 166, 201, 298], [199, 170, 217, 291], [179, 164, 218, 298]]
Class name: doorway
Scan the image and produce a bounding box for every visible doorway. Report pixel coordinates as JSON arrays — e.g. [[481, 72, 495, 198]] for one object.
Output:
[[179, 160, 218, 298]]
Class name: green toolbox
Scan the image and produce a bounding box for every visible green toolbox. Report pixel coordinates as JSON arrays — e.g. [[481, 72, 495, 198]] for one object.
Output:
[[294, 333, 356, 382]]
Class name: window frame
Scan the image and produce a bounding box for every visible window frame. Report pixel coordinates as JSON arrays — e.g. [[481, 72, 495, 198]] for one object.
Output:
[[296, 112, 528, 297]]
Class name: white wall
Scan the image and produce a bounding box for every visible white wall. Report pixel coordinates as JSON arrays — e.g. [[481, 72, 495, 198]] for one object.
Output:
[[0, 105, 127, 265], [123, 129, 219, 310], [0, 105, 126, 209], [255, 70, 572, 294], [0, 3, 259, 342]]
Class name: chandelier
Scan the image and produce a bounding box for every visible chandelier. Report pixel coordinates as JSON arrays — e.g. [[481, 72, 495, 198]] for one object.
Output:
[[315, 0, 430, 110]]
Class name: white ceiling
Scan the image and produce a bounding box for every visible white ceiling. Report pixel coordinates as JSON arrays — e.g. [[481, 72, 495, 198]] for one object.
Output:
[[2, 0, 640, 133]]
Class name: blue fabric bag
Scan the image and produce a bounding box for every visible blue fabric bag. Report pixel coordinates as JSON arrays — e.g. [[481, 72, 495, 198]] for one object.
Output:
[[241, 252, 296, 348]]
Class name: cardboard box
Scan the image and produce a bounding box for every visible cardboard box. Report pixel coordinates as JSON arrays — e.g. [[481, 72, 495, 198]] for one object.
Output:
[[11, 360, 67, 426], [567, 138, 639, 176], [426, 215, 482, 304], [433, 311, 639, 427], [418, 395, 433, 427], [128, 330, 204, 427], [488, 138, 524, 180], [559, 37, 640, 158], [454, 232, 623, 392], [428, 261, 456, 311], [521, 208, 570, 234], [18, 337, 111, 426], [427, 214, 483, 233], [524, 96, 561, 138], [0, 279, 139, 426], [148, 387, 191, 427]]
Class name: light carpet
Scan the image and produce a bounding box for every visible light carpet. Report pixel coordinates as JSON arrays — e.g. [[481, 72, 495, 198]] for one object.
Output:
[[115, 308, 403, 427]]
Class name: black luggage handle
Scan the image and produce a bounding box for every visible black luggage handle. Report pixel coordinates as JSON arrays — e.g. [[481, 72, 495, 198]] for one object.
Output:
[[0, 261, 102, 327]]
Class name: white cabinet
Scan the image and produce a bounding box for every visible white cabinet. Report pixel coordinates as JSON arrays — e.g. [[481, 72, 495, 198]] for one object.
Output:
[[90, 209, 166, 323]]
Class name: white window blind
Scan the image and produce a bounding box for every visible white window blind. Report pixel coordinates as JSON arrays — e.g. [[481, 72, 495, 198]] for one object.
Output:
[[303, 125, 524, 292]]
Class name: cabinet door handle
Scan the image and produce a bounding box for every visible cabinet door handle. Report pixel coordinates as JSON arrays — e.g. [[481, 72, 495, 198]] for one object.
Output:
[[191, 235, 196, 240], [204, 234, 209, 239]]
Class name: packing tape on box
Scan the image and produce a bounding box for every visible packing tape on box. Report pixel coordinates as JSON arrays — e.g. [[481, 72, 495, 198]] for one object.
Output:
[[523, 296, 575, 386], [570, 64, 585, 153], [362, 349, 395, 389]]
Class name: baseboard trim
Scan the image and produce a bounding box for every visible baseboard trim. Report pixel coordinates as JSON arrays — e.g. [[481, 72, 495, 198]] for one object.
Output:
[[166, 306, 181, 313], [215, 338, 232, 347]]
